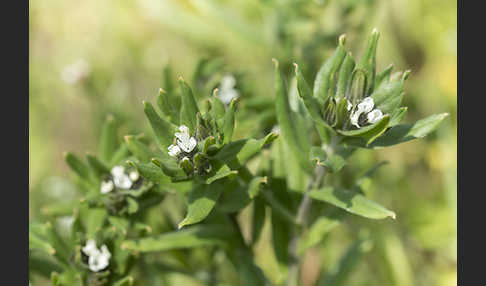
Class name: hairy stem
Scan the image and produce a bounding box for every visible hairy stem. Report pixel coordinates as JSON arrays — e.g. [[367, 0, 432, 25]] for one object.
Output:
[[286, 165, 326, 286]]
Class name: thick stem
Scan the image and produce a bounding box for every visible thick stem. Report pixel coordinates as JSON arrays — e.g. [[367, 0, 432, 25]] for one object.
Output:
[[286, 165, 326, 286]]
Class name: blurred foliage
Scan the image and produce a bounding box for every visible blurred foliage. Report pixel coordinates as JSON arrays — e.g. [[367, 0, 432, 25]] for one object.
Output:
[[30, 0, 456, 285]]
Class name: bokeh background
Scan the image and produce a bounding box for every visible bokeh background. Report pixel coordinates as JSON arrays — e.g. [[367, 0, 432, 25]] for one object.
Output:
[[29, 0, 456, 285]]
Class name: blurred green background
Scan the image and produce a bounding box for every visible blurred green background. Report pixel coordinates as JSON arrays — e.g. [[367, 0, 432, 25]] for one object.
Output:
[[29, 0, 456, 285]]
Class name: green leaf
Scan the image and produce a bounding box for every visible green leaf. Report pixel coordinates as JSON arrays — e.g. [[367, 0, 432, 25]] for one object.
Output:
[[248, 176, 266, 199], [356, 29, 379, 96], [318, 239, 373, 286], [370, 113, 449, 148], [29, 230, 56, 256], [64, 152, 92, 182], [251, 198, 266, 245], [213, 133, 278, 168], [211, 89, 226, 119], [110, 143, 130, 166], [294, 63, 325, 124], [375, 64, 393, 88], [98, 114, 118, 163], [336, 52, 356, 99], [389, 107, 408, 127], [157, 88, 178, 124], [124, 135, 156, 163], [273, 59, 312, 172], [126, 197, 139, 214], [308, 187, 396, 219], [121, 224, 233, 252], [178, 182, 224, 228], [204, 164, 238, 184], [298, 213, 342, 254], [144, 101, 176, 149], [128, 161, 171, 185], [222, 98, 237, 144], [338, 114, 390, 146], [108, 216, 130, 236], [314, 35, 347, 103], [370, 71, 409, 114], [113, 276, 134, 286], [310, 147, 346, 173], [80, 207, 107, 238], [86, 154, 110, 178], [178, 77, 200, 131]]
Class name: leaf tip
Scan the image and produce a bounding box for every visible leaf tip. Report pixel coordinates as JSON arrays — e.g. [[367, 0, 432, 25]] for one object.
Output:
[[339, 34, 347, 46], [271, 58, 279, 68]]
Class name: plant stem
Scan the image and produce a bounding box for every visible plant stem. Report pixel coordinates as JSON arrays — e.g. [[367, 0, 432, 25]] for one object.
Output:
[[286, 165, 326, 286]]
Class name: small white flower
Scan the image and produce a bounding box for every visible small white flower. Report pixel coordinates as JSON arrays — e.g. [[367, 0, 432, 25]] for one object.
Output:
[[218, 75, 239, 105], [168, 144, 181, 157], [61, 59, 90, 85], [367, 109, 383, 124], [82, 239, 99, 257], [82, 240, 111, 272], [350, 97, 377, 128], [100, 180, 114, 194], [347, 100, 353, 111], [174, 125, 197, 153], [129, 171, 139, 182], [111, 166, 132, 190], [357, 97, 374, 113]]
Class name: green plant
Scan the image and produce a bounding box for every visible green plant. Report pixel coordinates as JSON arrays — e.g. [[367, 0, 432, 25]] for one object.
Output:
[[29, 30, 447, 286]]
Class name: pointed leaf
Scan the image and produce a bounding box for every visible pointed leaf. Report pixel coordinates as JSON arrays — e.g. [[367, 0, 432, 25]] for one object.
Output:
[[121, 224, 233, 252], [370, 113, 449, 148], [356, 29, 379, 96], [338, 114, 390, 145], [314, 35, 347, 103], [99, 114, 118, 163], [143, 101, 176, 149], [178, 77, 200, 131], [336, 52, 356, 99], [124, 135, 156, 163], [308, 187, 396, 219], [222, 98, 237, 144], [178, 182, 224, 228]]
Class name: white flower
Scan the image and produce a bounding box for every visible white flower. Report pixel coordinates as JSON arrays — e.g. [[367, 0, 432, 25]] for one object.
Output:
[[168, 144, 181, 157], [347, 100, 353, 111], [61, 59, 90, 85], [350, 97, 378, 128], [82, 239, 99, 257], [129, 171, 139, 182], [111, 166, 132, 190], [82, 240, 111, 272], [367, 109, 383, 124], [218, 75, 239, 105], [174, 125, 197, 153], [100, 180, 114, 194]]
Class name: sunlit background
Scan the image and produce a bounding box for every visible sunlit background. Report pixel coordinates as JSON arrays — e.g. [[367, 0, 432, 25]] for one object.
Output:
[[29, 0, 456, 285]]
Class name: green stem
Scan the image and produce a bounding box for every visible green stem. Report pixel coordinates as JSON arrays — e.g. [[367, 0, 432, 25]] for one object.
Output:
[[286, 165, 326, 286]]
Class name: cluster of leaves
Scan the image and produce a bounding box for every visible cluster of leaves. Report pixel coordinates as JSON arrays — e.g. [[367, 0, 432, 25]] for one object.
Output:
[[29, 30, 447, 286]]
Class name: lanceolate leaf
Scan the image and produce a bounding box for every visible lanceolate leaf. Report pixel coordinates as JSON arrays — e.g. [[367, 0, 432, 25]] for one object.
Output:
[[298, 213, 342, 254], [336, 52, 356, 99], [274, 59, 312, 172], [314, 35, 347, 103], [178, 182, 225, 228], [308, 187, 396, 219], [338, 115, 390, 146], [86, 154, 110, 178], [121, 224, 233, 252], [356, 29, 380, 96], [178, 77, 200, 131], [99, 114, 118, 163], [294, 63, 324, 123], [128, 161, 171, 185], [124, 135, 156, 163], [143, 101, 176, 149], [370, 113, 449, 148], [375, 64, 393, 88], [213, 133, 278, 168], [222, 98, 237, 144], [64, 152, 92, 182]]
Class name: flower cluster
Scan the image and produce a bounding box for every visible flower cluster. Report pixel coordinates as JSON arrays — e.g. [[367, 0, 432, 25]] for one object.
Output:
[[81, 239, 111, 272], [100, 165, 140, 194], [168, 125, 198, 158], [349, 97, 384, 128]]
